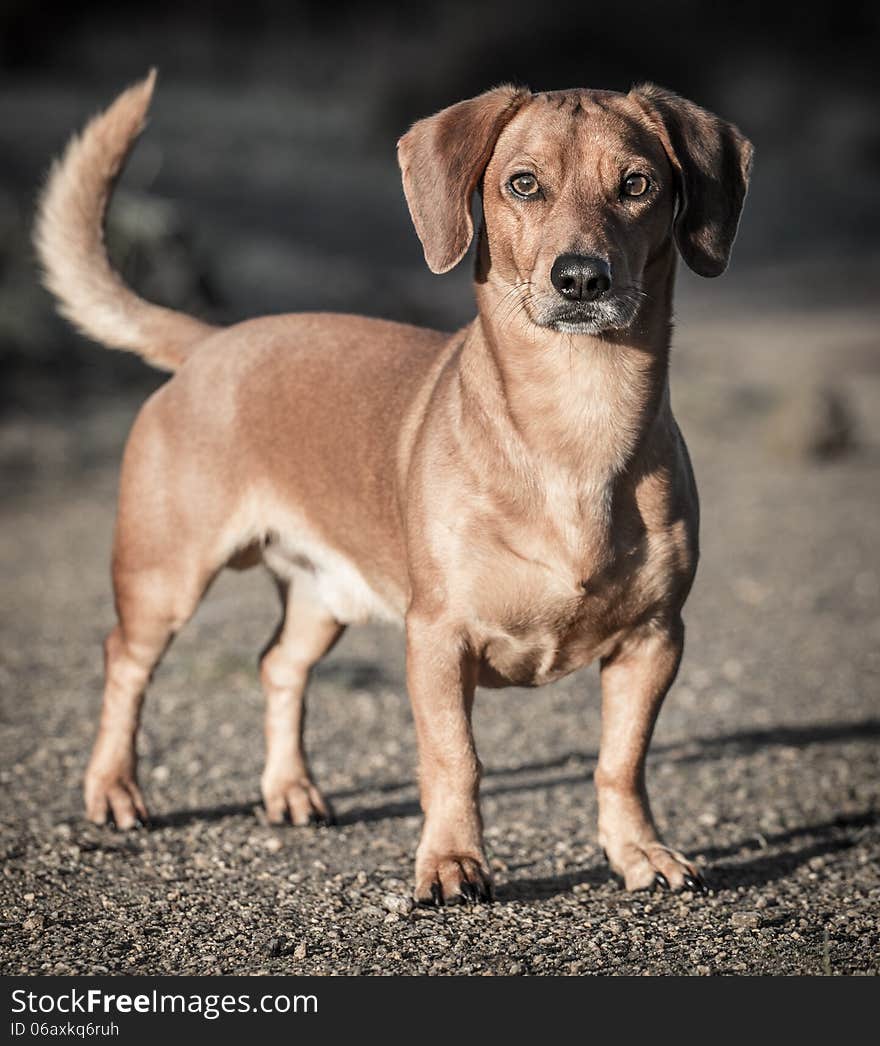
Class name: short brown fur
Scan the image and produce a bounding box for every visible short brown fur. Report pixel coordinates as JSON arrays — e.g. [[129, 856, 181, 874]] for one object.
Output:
[[35, 75, 752, 900]]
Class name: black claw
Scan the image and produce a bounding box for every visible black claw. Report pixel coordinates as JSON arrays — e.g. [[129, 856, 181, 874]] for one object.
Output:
[[602, 848, 610, 864], [461, 877, 494, 904], [654, 872, 670, 890], [304, 808, 337, 828], [683, 873, 706, 894], [459, 881, 478, 904], [416, 882, 445, 908]]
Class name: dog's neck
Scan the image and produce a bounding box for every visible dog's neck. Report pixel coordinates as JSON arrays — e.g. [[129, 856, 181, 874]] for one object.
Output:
[[459, 246, 677, 487]]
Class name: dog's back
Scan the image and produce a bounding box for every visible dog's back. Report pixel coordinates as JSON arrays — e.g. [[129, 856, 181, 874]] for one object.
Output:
[[34, 71, 455, 623]]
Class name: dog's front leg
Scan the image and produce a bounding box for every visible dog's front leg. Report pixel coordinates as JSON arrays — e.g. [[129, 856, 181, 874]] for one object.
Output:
[[406, 613, 492, 904], [596, 618, 705, 892]]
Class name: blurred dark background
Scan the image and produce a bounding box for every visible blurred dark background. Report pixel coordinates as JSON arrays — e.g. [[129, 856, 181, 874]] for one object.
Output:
[[0, 0, 878, 432], [2, 5, 880, 977]]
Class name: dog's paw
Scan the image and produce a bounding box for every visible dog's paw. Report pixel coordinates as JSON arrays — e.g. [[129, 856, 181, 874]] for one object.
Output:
[[261, 776, 335, 827], [84, 767, 149, 830], [604, 840, 705, 893], [414, 853, 494, 906]]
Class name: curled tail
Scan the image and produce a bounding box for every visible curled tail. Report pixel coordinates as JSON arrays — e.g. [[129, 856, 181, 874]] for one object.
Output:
[[33, 70, 217, 372]]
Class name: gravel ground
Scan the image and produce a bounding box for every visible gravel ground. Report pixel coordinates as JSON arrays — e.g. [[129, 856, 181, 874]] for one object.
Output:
[[1, 304, 879, 976]]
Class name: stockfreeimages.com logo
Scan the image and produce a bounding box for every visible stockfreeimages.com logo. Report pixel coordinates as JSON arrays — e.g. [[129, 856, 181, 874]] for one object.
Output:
[[11, 989, 317, 1022]]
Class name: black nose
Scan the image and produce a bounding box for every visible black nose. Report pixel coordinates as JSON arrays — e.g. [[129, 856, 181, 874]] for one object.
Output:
[[550, 254, 612, 301]]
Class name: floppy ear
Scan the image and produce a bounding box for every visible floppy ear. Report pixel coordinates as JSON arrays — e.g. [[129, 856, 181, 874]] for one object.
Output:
[[397, 85, 531, 274], [630, 83, 753, 277]]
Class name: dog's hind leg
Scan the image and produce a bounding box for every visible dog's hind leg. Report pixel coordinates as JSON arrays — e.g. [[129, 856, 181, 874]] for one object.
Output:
[[84, 558, 212, 829], [259, 577, 343, 826]]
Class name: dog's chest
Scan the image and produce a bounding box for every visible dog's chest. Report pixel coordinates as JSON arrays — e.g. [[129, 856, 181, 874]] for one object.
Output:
[[465, 476, 694, 687]]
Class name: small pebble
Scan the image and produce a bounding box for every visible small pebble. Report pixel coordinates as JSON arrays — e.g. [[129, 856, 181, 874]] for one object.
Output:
[[730, 912, 763, 929]]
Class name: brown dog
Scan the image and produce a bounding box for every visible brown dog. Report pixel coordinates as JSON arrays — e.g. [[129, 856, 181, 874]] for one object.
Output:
[[35, 72, 752, 903]]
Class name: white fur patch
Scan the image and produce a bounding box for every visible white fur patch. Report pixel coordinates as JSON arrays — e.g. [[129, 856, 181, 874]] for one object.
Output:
[[223, 498, 403, 626]]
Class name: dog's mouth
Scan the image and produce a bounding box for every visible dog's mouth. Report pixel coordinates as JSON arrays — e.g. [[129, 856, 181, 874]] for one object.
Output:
[[532, 290, 644, 336], [549, 312, 613, 335]]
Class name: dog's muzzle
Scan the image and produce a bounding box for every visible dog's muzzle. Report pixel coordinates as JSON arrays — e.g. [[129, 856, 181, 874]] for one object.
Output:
[[538, 254, 641, 334]]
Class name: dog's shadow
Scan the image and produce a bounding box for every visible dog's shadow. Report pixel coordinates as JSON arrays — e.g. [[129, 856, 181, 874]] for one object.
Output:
[[496, 809, 878, 901], [154, 717, 879, 896], [150, 802, 257, 829], [699, 810, 877, 891]]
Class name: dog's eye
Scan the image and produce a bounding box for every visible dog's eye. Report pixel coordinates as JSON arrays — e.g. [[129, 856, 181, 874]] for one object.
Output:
[[509, 173, 541, 199], [622, 173, 650, 198]]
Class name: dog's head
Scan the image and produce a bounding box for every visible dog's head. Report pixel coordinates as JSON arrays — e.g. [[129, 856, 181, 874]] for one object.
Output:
[[398, 84, 753, 337]]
